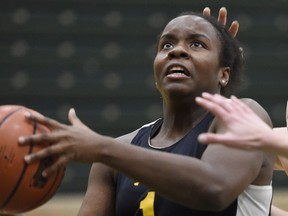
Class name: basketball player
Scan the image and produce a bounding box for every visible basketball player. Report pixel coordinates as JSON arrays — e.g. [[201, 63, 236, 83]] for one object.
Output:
[[19, 8, 275, 216]]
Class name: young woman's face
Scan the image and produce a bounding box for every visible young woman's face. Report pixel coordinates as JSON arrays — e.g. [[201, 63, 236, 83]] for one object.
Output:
[[153, 15, 229, 100]]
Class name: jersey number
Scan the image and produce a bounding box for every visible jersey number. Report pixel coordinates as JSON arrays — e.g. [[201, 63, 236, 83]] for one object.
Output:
[[139, 191, 155, 216]]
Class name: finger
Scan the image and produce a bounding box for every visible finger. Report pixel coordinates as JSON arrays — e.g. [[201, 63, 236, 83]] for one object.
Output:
[[230, 96, 256, 115], [218, 7, 227, 26], [195, 95, 228, 118], [68, 108, 86, 127], [230, 96, 252, 113], [42, 156, 70, 178], [25, 112, 64, 130], [202, 7, 211, 16], [215, 94, 244, 113], [228, 21, 239, 38], [202, 93, 234, 113], [198, 133, 227, 144], [24, 144, 63, 163], [68, 108, 77, 125], [18, 132, 57, 145]]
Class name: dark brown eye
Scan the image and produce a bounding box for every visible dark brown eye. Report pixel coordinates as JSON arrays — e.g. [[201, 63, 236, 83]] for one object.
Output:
[[163, 43, 173, 49], [191, 41, 204, 48]]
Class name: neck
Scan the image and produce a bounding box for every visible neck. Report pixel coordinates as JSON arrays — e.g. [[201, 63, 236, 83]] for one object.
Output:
[[150, 105, 208, 148]]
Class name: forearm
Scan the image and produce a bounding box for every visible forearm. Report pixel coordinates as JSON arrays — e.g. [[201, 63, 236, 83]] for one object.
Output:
[[271, 205, 288, 216], [97, 136, 261, 210], [98, 137, 211, 209], [263, 131, 288, 158]]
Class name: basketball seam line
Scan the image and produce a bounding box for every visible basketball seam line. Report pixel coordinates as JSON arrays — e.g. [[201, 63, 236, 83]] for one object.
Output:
[[0, 108, 23, 126], [0, 111, 35, 211]]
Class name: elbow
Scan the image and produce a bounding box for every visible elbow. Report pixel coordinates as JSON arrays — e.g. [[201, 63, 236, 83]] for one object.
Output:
[[197, 184, 235, 211]]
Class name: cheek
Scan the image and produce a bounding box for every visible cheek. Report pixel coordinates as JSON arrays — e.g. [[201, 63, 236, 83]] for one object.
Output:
[[153, 55, 163, 81], [197, 55, 220, 75], [195, 59, 221, 85]]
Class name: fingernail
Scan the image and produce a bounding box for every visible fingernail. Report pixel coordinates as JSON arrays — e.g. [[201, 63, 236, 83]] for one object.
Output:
[[202, 92, 209, 97], [18, 136, 25, 144], [42, 171, 47, 178], [198, 134, 206, 143], [24, 155, 31, 163], [24, 112, 32, 118]]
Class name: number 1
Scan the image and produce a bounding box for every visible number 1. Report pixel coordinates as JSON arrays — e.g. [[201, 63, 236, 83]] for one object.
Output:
[[139, 191, 155, 216]]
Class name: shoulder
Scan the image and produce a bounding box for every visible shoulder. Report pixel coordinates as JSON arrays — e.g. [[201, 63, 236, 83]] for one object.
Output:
[[239, 98, 263, 111], [237, 98, 274, 183], [116, 119, 160, 144], [115, 129, 140, 144], [240, 98, 272, 127], [208, 97, 272, 138]]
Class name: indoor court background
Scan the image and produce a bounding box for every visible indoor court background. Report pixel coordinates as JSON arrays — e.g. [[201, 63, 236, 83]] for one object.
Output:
[[22, 190, 288, 215], [1, 0, 288, 215]]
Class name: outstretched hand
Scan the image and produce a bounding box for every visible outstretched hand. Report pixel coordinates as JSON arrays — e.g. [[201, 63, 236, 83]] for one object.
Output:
[[203, 6, 239, 38], [18, 108, 104, 177], [195, 93, 272, 150]]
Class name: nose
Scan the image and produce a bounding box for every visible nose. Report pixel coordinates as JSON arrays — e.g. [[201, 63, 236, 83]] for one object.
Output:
[[167, 45, 189, 59]]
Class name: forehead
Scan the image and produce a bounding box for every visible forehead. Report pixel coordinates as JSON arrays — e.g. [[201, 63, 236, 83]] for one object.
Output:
[[161, 15, 219, 41]]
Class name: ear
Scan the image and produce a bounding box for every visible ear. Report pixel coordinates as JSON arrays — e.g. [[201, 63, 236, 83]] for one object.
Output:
[[218, 67, 230, 87]]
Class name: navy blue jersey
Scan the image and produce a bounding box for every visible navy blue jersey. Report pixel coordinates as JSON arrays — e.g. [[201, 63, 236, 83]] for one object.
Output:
[[115, 113, 238, 216]]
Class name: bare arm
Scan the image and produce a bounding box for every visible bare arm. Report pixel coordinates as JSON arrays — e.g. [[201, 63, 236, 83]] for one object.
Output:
[[77, 131, 138, 216], [89, 135, 266, 210], [271, 205, 288, 216], [19, 107, 271, 211], [273, 101, 288, 172], [196, 93, 288, 215], [196, 93, 288, 157], [77, 163, 115, 216]]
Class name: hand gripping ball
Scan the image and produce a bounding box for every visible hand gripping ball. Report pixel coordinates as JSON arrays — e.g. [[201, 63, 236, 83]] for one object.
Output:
[[0, 105, 65, 214]]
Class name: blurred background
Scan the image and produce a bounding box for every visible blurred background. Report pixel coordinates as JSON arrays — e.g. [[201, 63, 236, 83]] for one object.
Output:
[[1, 0, 288, 214]]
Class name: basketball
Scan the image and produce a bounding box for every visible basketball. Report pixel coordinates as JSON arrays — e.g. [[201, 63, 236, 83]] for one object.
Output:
[[0, 105, 65, 214]]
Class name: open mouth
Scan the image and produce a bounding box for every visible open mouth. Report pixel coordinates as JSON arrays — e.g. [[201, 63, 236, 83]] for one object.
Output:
[[167, 66, 191, 78]]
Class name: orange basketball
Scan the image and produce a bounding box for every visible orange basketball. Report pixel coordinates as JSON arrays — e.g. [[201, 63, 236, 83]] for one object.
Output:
[[0, 105, 65, 214]]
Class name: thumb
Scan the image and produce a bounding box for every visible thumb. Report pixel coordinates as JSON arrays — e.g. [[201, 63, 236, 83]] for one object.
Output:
[[68, 108, 84, 126]]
